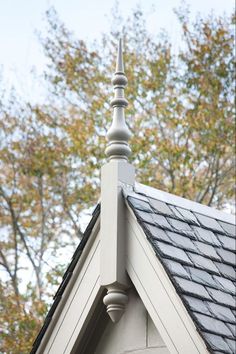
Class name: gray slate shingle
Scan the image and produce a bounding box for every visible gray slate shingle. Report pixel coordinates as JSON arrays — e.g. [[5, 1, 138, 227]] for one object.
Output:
[[174, 277, 212, 300], [194, 213, 225, 233], [225, 338, 236, 353], [216, 248, 236, 266], [167, 217, 193, 233], [206, 288, 235, 308], [154, 241, 192, 265], [148, 198, 173, 216], [194, 313, 233, 338], [144, 224, 169, 243], [219, 221, 236, 237], [214, 262, 236, 281], [226, 323, 236, 337], [187, 253, 220, 274], [128, 197, 153, 213], [202, 332, 231, 353], [183, 295, 211, 315], [185, 267, 218, 288], [134, 209, 156, 225], [193, 226, 221, 246], [207, 302, 235, 323], [194, 241, 221, 261], [213, 276, 236, 295], [163, 259, 190, 279], [174, 206, 200, 225], [166, 231, 196, 252], [217, 234, 236, 252], [152, 214, 172, 230]]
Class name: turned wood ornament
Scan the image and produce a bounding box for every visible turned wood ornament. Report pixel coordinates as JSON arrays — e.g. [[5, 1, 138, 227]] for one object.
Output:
[[105, 38, 131, 161], [103, 286, 128, 323]]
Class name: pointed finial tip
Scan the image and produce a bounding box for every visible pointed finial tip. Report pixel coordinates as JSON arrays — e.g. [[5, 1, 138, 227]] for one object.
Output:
[[116, 38, 124, 73]]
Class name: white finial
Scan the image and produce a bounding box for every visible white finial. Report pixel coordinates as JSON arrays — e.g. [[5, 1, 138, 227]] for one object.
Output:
[[103, 286, 128, 323], [105, 39, 131, 161]]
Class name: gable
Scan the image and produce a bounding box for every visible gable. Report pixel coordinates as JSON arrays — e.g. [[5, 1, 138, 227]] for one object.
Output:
[[31, 192, 208, 354], [31, 183, 235, 354], [84, 287, 169, 354], [124, 183, 236, 354]]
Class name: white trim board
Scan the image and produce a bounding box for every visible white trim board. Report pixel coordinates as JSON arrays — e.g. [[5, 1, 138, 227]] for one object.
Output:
[[36, 220, 102, 354]]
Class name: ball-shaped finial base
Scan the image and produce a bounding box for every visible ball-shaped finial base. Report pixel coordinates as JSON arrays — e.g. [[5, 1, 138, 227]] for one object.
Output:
[[103, 287, 128, 323]]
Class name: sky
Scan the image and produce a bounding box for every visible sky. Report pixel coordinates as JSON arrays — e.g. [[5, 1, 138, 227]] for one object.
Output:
[[0, 0, 234, 101]]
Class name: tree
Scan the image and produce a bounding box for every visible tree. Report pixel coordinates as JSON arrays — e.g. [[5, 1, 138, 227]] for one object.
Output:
[[0, 5, 234, 353], [40, 5, 235, 206]]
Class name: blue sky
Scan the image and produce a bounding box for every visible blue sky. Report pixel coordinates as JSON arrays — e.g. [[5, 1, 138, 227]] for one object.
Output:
[[0, 0, 234, 100]]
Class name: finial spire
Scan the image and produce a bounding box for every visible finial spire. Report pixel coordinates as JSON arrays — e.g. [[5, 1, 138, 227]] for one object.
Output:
[[116, 38, 124, 72], [105, 39, 131, 161]]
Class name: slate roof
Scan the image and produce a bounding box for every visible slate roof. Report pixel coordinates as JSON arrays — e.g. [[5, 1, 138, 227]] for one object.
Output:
[[31, 182, 235, 354], [123, 183, 236, 354]]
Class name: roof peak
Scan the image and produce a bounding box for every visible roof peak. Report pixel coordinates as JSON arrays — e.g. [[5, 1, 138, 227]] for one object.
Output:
[[105, 39, 132, 161]]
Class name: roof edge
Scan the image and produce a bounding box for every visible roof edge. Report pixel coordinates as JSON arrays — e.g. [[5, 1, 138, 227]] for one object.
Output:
[[30, 204, 101, 354], [134, 183, 235, 224]]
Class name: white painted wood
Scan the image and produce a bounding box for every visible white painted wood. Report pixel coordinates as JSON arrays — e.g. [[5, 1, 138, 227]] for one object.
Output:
[[135, 182, 234, 224], [126, 206, 210, 354], [103, 286, 128, 323], [100, 40, 135, 322], [100, 160, 134, 288], [95, 287, 168, 354], [147, 314, 166, 348], [100, 160, 135, 321], [105, 38, 131, 161], [36, 222, 102, 354]]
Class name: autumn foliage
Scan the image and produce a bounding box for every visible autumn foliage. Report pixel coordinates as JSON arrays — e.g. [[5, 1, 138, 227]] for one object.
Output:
[[0, 5, 235, 353]]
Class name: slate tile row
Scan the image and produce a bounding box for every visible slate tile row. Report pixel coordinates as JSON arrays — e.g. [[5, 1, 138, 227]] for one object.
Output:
[[128, 195, 235, 237], [144, 224, 235, 281]]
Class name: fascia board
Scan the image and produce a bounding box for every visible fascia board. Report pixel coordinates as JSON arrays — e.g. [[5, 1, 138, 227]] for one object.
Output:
[[125, 205, 209, 354], [36, 218, 102, 354]]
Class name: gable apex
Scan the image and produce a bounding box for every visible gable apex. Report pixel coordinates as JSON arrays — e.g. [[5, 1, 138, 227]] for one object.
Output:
[[30, 181, 235, 354]]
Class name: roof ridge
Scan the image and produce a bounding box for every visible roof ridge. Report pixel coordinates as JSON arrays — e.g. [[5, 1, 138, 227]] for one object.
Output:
[[133, 183, 235, 225]]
